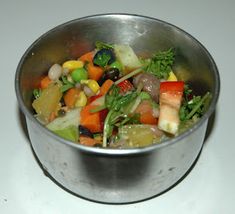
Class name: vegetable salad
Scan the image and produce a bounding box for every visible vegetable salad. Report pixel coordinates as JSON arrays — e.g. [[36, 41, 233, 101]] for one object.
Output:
[[32, 41, 211, 148]]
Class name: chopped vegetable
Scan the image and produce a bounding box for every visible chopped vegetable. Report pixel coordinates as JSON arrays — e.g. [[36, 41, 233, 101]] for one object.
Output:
[[117, 79, 133, 93], [143, 48, 174, 79], [46, 108, 81, 141], [60, 75, 75, 93], [63, 87, 81, 109], [114, 44, 142, 74], [99, 79, 114, 95], [102, 84, 138, 147], [80, 79, 100, 94], [53, 125, 79, 142], [180, 91, 211, 121], [40, 76, 52, 89], [33, 88, 42, 99], [135, 100, 158, 125], [62, 60, 84, 72], [75, 91, 87, 107], [95, 41, 114, 50], [80, 105, 103, 133], [71, 67, 88, 83], [79, 136, 101, 147], [86, 62, 104, 81], [46, 108, 80, 130], [158, 81, 184, 135], [79, 51, 94, 63]]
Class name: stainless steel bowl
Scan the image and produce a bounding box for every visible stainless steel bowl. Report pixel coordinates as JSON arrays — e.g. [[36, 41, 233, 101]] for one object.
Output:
[[15, 13, 220, 203]]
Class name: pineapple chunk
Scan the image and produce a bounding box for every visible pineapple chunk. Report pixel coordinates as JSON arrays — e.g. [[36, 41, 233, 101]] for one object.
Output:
[[167, 71, 178, 81], [32, 82, 62, 123]]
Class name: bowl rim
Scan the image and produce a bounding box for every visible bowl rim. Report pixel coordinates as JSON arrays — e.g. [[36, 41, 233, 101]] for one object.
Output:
[[15, 13, 220, 156]]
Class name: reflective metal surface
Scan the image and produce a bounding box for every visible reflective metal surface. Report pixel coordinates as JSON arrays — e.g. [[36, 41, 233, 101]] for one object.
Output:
[[15, 14, 220, 203]]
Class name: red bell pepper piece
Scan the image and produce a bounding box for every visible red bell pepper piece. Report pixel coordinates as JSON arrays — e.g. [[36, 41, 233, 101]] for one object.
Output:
[[160, 81, 184, 93], [117, 79, 133, 93], [99, 108, 108, 131]]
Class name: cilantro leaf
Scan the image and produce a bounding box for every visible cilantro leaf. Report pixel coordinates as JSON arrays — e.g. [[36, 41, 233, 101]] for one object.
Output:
[[143, 48, 175, 79]]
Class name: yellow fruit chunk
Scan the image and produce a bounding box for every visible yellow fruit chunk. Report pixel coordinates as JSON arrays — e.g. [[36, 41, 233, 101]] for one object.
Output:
[[32, 82, 62, 123], [167, 71, 178, 81]]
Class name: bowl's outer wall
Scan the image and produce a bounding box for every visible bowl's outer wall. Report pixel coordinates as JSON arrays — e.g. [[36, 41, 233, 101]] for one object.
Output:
[[27, 117, 207, 203], [16, 14, 219, 203]]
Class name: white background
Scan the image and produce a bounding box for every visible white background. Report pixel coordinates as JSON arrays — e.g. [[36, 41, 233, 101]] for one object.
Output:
[[0, 0, 234, 213]]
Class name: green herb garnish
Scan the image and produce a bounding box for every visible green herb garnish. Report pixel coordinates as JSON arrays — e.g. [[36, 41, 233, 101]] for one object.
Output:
[[102, 84, 139, 147], [95, 41, 114, 50], [180, 91, 211, 121], [143, 48, 175, 79], [33, 88, 42, 99], [60, 76, 74, 93]]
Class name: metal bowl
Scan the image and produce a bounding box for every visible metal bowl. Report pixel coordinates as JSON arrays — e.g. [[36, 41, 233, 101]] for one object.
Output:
[[15, 13, 220, 203]]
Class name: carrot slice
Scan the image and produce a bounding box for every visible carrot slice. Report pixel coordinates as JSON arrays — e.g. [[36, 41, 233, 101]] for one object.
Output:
[[80, 105, 102, 133], [99, 79, 114, 95], [86, 62, 104, 81], [79, 51, 94, 63], [40, 76, 52, 89], [63, 87, 80, 109], [79, 136, 101, 147], [135, 100, 157, 125]]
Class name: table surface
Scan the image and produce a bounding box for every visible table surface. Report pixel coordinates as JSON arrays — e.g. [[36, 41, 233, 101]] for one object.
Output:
[[1, 0, 234, 213]]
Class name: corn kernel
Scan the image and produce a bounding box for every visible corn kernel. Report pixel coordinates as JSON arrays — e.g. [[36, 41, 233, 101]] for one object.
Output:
[[75, 91, 87, 107], [62, 60, 84, 72], [81, 79, 100, 94]]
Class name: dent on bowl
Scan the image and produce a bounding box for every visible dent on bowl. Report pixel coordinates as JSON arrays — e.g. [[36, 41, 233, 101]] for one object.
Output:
[[15, 13, 220, 203]]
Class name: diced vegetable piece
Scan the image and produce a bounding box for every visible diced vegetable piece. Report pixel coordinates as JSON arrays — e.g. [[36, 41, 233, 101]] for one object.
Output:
[[117, 79, 133, 93], [63, 87, 81, 108], [160, 81, 184, 93], [46, 108, 81, 130], [99, 79, 114, 95], [114, 44, 142, 74], [81, 79, 100, 93], [87, 62, 104, 81], [99, 108, 108, 131], [75, 91, 87, 107], [80, 105, 102, 133], [118, 125, 163, 148], [40, 76, 52, 89], [32, 82, 63, 123], [135, 100, 158, 125], [89, 95, 105, 106], [109, 61, 123, 71], [79, 136, 101, 147], [53, 125, 79, 142], [79, 51, 94, 63], [46, 108, 80, 142], [62, 60, 84, 72], [158, 81, 184, 135], [71, 67, 88, 83]]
